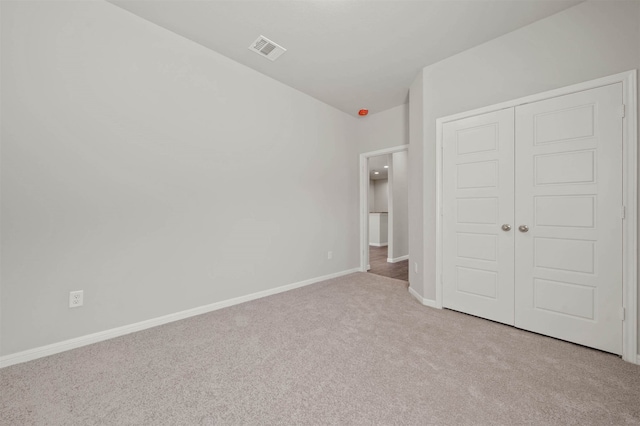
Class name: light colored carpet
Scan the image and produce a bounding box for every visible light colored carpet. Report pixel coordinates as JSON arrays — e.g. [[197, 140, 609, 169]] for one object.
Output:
[[1, 272, 639, 425]]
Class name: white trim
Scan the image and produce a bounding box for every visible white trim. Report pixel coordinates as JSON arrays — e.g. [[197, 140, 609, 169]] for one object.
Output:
[[637, 354, 640, 365], [408, 286, 423, 303], [360, 145, 409, 273], [0, 268, 360, 369], [621, 70, 638, 364], [387, 255, 409, 263], [434, 108, 444, 310], [422, 298, 438, 309], [369, 242, 388, 247], [388, 155, 395, 260], [408, 286, 437, 308], [435, 70, 638, 363]]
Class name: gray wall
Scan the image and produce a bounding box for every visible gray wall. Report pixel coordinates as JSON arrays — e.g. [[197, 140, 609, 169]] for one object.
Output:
[[410, 0, 640, 353], [373, 180, 389, 213], [1, 1, 360, 356], [358, 104, 409, 154], [390, 151, 408, 260], [409, 71, 424, 294], [368, 180, 375, 213]]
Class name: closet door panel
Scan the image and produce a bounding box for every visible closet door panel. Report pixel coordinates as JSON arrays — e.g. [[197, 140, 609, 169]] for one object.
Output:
[[442, 108, 515, 325], [514, 83, 623, 354]]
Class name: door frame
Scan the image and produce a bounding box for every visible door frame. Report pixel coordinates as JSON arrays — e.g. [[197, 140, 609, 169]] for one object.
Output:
[[434, 70, 638, 363], [360, 145, 409, 273]]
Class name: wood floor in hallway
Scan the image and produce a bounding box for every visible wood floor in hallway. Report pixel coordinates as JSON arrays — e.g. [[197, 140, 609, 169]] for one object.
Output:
[[368, 245, 408, 282]]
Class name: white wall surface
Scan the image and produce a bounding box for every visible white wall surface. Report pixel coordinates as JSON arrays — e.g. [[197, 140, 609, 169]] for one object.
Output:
[[368, 213, 388, 246], [0, 1, 360, 356], [409, 71, 424, 293], [390, 151, 408, 260], [373, 180, 389, 213], [411, 1, 640, 352], [368, 180, 375, 213], [358, 104, 409, 154]]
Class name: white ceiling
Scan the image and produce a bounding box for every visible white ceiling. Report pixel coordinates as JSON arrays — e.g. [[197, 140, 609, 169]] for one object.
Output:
[[109, 0, 582, 117], [369, 154, 390, 180]]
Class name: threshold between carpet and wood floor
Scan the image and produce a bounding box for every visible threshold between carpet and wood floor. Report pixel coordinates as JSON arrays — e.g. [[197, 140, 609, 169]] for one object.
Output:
[[368, 245, 408, 281], [1, 272, 639, 425]]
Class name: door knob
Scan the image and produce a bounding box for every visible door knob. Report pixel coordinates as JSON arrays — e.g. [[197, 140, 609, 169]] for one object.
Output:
[[519, 225, 529, 233], [501, 224, 511, 231]]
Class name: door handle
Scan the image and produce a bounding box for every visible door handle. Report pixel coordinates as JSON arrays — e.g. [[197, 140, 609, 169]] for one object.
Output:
[[501, 224, 511, 231], [518, 225, 529, 233]]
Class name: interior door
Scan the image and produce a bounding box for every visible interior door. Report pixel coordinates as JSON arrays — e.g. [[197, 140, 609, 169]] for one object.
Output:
[[442, 108, 515, 325], [514, 83, 623, 354]]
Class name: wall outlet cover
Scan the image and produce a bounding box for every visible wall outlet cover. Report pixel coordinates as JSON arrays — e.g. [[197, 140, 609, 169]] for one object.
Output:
[[69, 290, 83, 308]]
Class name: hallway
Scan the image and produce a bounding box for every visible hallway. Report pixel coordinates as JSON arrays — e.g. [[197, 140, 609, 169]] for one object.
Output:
[[368, 246, 408, 281]]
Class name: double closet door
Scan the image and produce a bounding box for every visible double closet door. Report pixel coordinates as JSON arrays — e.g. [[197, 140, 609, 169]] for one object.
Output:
[[442, 83, 623, 355]]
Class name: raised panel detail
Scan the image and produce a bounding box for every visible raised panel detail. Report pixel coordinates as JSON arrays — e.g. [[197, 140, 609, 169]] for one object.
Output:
[[535, 150, 595, 185], [456, 123, 498, 155], [535, 196, 595, 228], [534, 279, 595, 320], [457, 161, 497, 189], [534, 237, 595, 274], [534, 104, 594, 145], [457, 233, 497, 261], [456, 267, 497, 299], [456, 197, 497, 224]]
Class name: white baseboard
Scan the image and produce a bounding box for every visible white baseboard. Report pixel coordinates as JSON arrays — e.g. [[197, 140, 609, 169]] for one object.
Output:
[[369, 242, 388, 247], [0, 267, 360, 369], [387, 255, 409, 263], [408, 286, 438, 308], [408, 286, 421, 303]]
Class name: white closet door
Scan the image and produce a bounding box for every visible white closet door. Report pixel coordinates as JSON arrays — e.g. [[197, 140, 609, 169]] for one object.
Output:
[[514, 83, 623, 354], [443, 109, 515, 325]]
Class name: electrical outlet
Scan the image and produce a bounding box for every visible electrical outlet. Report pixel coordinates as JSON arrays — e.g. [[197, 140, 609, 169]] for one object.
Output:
[[69, 290, 83, 308], [327, 251, 333, 260], [414, 262, 418, 273]]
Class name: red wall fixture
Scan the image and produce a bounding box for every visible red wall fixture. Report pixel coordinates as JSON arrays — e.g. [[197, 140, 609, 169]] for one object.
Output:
[[358, 109, 369, 116]]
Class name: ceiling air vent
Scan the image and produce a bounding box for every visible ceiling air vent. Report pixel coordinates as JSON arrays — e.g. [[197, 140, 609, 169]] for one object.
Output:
[[248, 35, 286, 61]]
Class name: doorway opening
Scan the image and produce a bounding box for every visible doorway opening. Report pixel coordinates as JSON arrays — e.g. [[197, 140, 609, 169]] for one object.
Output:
[[360, 145, 409, 282]]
